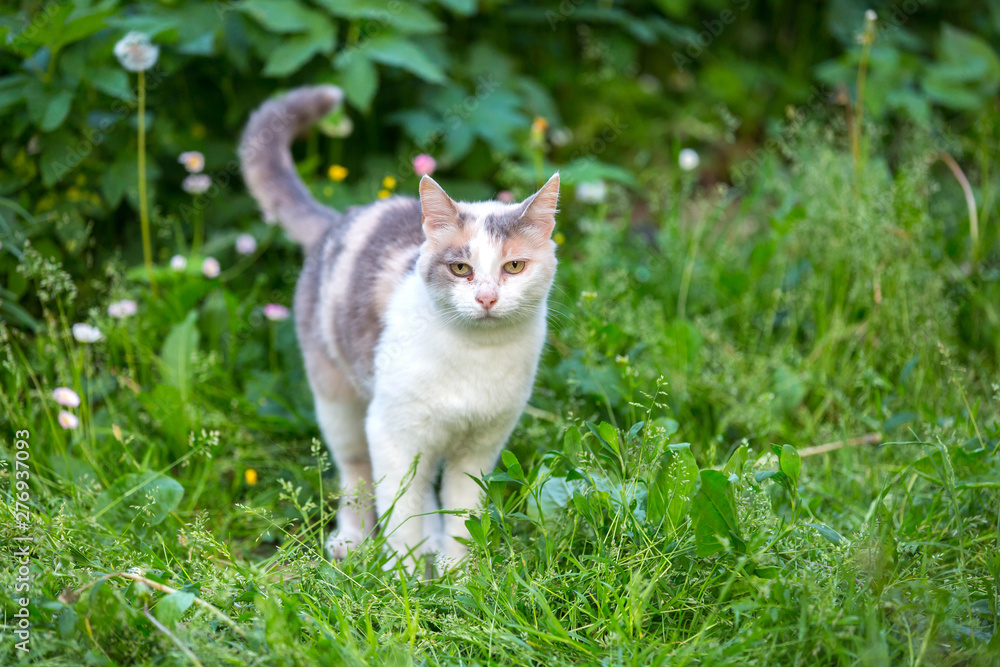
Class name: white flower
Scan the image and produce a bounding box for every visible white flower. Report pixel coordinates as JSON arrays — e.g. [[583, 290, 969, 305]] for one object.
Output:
[[202, 257, 221, 278], [865, 9, 877, 22], [178, 151, 205, 174], [576, 180, 607, 204], [263, 304, 290, 321], [235, 233, 257, 255], [107, 299, 138, 319], [550, 128, 572, 147], [113, 32, 159, 72], [678, 148, 700, 171], [170, 255, 188, 271], [58, 411, 80, 430], [182, 174, 211, 195], [71, 323, 102, 344], [52, 387, 81, 408]]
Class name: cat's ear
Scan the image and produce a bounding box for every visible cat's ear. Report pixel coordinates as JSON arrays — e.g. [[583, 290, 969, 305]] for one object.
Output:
[[419, 175, 460, 240], [519, 173, 560, 240]]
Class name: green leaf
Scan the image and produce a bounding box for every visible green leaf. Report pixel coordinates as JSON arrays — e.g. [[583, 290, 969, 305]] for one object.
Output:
[[52, 7, 115, 51], [264, 26, 334, 76], [806, 523, 847, 545], [559, 158, 638, 187], [778, 444, 801, 488], [646, 444, 698, 534], [102, 152, 137, 208], [0, 75, 28, 114], [692, 470, 745, 557], [500, 450, 525, 483], [596, 422, 619, 454], [160, 310, 200, 402], [40, 89, 74, 132], [315, 0, 442, 33], [465, 517, 486, 548], [239, 0, 327, 33], [154, 591, 195, 628], [336, 53, 379, 111], [95, 472, 185, 529], [722, 444, 749, 479], [562, 428, 583, 457], [364, 36, 445, 83], [57, 607, 78, 639], [89, 67, 135, 103], [433, 0, 477, 15]]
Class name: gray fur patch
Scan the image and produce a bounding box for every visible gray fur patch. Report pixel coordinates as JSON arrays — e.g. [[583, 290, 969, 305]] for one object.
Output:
[[482, 204, 532, 239], [336, 197, 425, 384]]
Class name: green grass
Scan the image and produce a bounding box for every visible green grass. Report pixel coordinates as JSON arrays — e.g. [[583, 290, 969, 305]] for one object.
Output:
[[2, 120, 999, 666]]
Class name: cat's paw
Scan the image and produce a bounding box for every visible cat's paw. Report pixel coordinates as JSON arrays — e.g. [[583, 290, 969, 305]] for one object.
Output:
[[325, 530, 363, 560]]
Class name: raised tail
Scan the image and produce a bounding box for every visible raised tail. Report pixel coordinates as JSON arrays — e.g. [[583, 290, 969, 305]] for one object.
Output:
[[239, 85, 344, 248]]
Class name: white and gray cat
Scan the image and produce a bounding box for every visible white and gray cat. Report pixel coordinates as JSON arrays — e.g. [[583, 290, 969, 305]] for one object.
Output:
[[240, 86, 559, 567]]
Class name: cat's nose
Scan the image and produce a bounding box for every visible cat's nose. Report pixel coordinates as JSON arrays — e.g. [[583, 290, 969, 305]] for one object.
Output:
[[475, 286, 498, 310]]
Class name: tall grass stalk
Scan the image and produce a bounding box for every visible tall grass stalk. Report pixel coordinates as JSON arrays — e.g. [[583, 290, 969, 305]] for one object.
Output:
[[851, 11, 878, 171], [138, 70, 156, 293]]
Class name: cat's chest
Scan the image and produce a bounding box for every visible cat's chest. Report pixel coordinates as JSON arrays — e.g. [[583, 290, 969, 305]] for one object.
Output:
[[375, 308, 544, 419]]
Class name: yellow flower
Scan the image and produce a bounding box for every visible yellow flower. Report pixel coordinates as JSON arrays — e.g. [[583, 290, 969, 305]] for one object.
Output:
[[378, 189, 391, 199], [553, 232, 565, 246], [245, 469, 258, 486], [532, 116, 549, 135], [328, 165, 348, 182], [382, 175, 397, 190]]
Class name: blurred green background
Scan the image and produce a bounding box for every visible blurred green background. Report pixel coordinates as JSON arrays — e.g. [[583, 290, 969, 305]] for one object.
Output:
[[2, 4, 999, 663], [2, 0, 999, 296]]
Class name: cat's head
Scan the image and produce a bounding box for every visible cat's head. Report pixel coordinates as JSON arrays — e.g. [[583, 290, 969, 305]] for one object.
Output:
[[416, 174, 560, 328]]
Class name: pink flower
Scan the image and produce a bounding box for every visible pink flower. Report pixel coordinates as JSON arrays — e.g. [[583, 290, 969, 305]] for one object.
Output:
[[263, 304, 290, 321], [107, 299, 138, 319], [58, 411, 80, 430], [412, 154, 437, 177], [52, 387, 81, 408], [178, 151, 205, 174], [182, 174, 211, 194], [202, 257, 221, 278], [497, 190, 514, 203], [235, 233, 257, 255]]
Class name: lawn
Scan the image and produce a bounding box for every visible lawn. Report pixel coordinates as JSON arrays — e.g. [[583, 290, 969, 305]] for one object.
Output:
[[2, 2, 1000, 666]]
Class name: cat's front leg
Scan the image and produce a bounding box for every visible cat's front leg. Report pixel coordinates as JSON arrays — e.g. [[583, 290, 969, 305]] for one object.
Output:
[[437, 429, 513, 566], [366, 401, 439, 568]]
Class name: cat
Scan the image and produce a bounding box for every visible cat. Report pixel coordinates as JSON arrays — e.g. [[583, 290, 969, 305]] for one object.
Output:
[[239, 85, 559, 567]]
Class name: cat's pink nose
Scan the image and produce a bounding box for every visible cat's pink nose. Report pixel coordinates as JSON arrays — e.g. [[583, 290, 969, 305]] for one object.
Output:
[[476, 286, 498, 310]]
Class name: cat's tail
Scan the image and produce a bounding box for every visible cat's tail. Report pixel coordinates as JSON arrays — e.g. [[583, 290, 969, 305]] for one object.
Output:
[[240, 85, 344, 248]]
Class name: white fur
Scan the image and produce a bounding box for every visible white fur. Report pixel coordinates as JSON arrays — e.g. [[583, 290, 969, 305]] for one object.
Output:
[[320, 179, 558, 569], [369, 276, 548, 564]]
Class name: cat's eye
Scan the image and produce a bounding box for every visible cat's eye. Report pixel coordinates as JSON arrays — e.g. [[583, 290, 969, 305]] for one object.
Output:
[[504, 260, 526, 274], [450, 262, 472, 277]]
